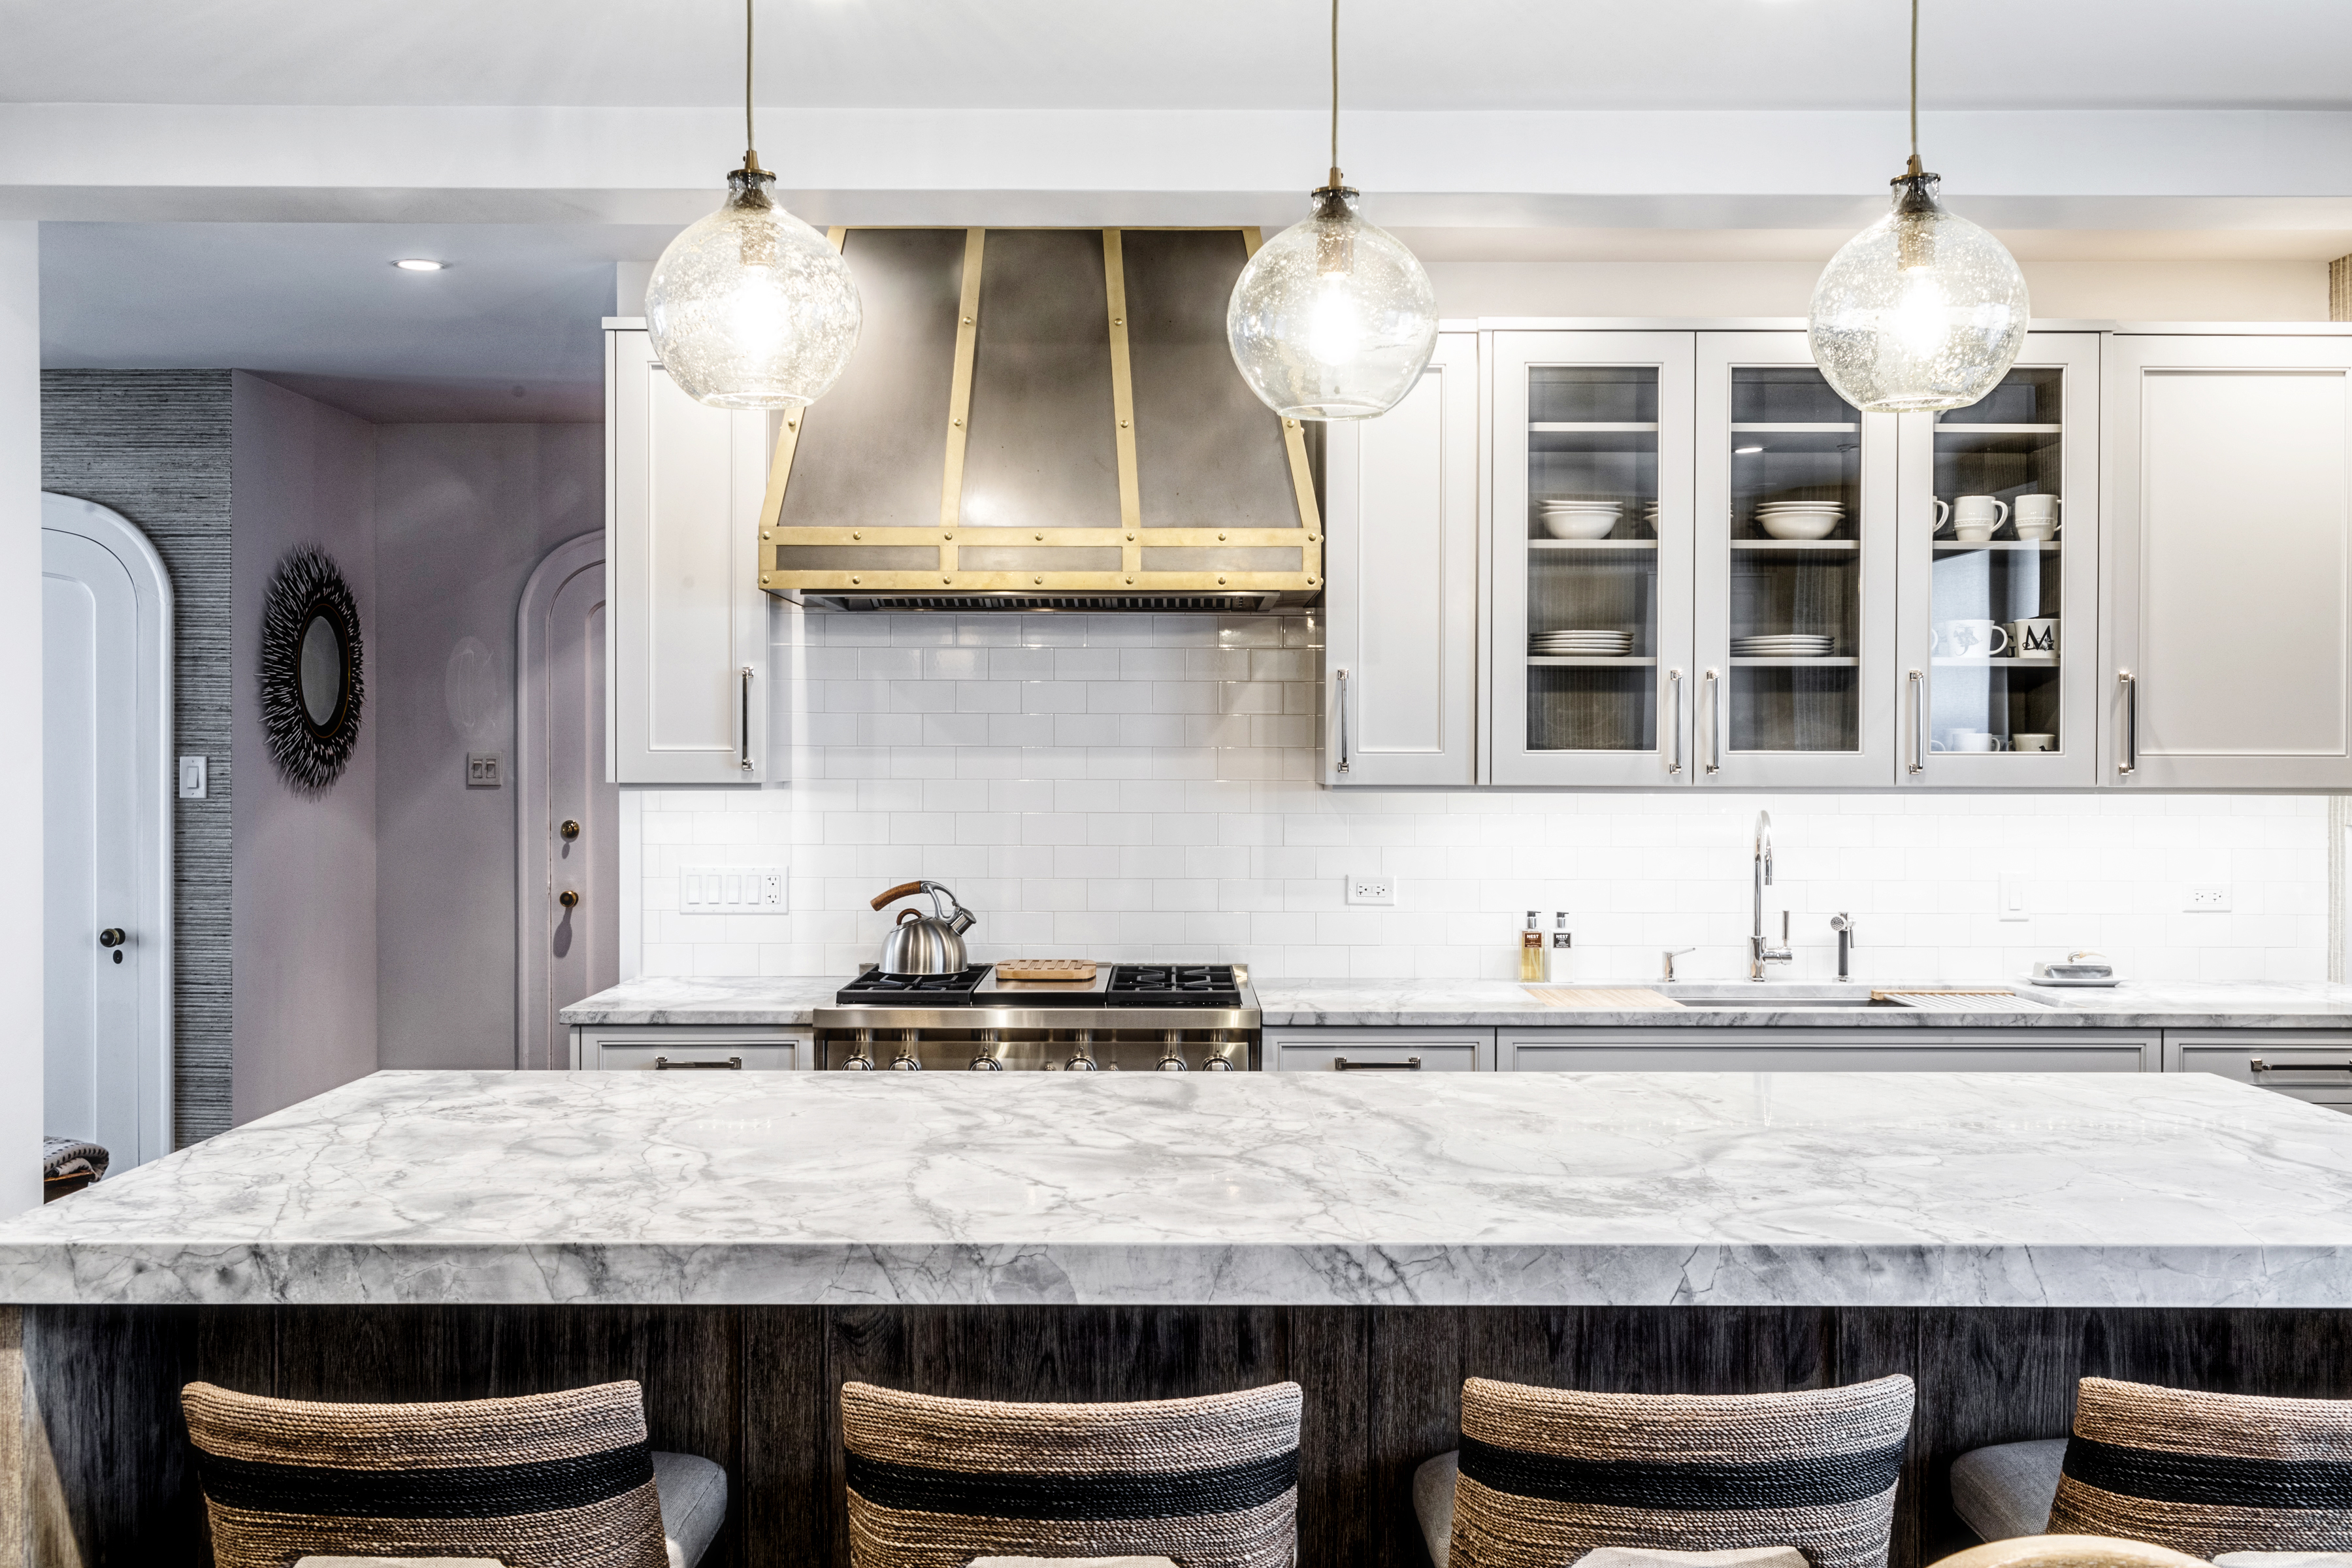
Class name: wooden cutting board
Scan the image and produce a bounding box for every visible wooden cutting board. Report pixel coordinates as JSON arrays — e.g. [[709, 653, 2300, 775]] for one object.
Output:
[[1526, 987, 1687, 1010], [995, 959, 1099, 983]]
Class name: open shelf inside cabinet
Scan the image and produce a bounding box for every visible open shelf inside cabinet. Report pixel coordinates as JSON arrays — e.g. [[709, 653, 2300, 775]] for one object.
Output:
[[1933, 541, 2060, 555], [1733, 539, 1857, 552], [1529, 538, 1657, 551], [1526, 664, 1656, 753], [1529, 655, 1658, 667], [1731, 656, 1859, 667]]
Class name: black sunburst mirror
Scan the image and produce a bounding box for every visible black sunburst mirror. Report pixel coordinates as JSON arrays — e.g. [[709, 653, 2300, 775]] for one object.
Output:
[[259, 546, 365, 793]]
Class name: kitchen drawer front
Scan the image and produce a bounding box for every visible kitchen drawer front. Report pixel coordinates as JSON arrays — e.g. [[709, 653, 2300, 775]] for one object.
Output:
[[571, 1026, 810, 1071], [2165, 1030, 2352, 1113], [1503, 1028, 2158, 1073], [1267, 1028, 1494, 1073]]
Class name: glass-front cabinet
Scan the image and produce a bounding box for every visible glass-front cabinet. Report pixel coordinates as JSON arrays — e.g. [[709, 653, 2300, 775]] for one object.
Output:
[[1895, 333, 2100, 786], [1693, 332, 1898, 787], [1490, 333, 1696, 785]]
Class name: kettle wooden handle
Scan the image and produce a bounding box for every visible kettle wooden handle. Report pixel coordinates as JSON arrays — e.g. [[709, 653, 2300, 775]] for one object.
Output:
[[872, 881, 927, 911]]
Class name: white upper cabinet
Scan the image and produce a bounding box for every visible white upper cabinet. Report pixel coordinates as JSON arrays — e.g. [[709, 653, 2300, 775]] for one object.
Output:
[[1895, 333, 2102, 787], [1324, 332, 1479, 787], [1693, 331, 1897, 788], [2102, 333, 2352, 789], [606, 326, 773, 785], [1488, 330, 1697, 786]]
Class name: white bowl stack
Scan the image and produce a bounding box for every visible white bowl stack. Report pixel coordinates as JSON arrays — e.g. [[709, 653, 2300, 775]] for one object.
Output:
[[1531, 629, 1635, 658], [1752, 500, 1844, 540], [1537, 498, 1622, 540]]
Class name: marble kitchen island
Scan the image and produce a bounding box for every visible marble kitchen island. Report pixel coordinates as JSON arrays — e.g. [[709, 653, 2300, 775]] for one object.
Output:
[[8, 1070, 2352, 1567]]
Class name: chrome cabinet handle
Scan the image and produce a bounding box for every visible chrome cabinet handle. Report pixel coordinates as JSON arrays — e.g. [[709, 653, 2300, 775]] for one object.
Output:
[[2117, 670, 2138, 776], [655, 1056, 743, 1071], [1665, 668, 1684, 775], [739, 666, 755, 771], [2251, 1058, 2352, 1075], [1907, 668, 1925, 775], [1335, 1056, 1421, 1071], [1335, 667, 1351, 774], [1703, 668, 1722, 775]]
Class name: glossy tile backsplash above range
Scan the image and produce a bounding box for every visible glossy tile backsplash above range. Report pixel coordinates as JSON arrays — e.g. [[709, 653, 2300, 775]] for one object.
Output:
[[625, 612, 2325, 984]]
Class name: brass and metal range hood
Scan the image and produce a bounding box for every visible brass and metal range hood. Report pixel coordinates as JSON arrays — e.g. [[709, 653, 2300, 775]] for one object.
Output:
[[757, 227, 1322, 612]]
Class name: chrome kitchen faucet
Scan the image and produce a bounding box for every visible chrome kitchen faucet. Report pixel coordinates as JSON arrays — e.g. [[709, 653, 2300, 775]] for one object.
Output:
[[1750, 810, 1793, 981]]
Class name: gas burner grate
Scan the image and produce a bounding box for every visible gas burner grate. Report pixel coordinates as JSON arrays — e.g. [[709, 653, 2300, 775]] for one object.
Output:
[[1105, 964, 1243, 1007], [836, 966, 991, 1005]]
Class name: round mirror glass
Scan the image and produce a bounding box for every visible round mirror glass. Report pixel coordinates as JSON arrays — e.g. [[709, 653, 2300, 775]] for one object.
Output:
[[298, 611, 344, 728]]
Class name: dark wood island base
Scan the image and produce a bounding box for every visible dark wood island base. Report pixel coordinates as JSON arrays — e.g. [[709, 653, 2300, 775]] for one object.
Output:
[[13, 1303, 2352, 1568]]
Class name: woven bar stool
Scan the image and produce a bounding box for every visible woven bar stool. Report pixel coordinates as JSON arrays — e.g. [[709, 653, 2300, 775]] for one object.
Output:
[[1411, 1375, 1916, 1568], [1950, 1377, 2352, 1558], [181, 1379, 727, 1568], [840, 1379, 1303, 1568]]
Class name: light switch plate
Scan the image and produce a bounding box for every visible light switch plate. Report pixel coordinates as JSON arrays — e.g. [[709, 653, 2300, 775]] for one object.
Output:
[[466, 753, 502, 788], [681, 866, 787, 914], [1997, 874, 2028, 921], [176, 756, 207, 799]]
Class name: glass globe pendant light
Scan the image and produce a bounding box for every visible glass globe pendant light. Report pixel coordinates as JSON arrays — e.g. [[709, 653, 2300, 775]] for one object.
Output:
[[1808, 0, 2028, 413], [644, 0, 860, 410], [1226, 0, 1439, 421]]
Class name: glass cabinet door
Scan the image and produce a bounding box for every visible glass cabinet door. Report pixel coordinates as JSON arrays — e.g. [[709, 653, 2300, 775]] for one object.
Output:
[[1490, 332, 1695, 786], [1895, 333, 2100, 786], [1694, 332, 1897, 786]]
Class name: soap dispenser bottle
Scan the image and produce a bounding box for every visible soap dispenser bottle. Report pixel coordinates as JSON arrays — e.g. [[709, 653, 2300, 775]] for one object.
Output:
[[1548, 911, 1573, 982], [1519, 911, 1544, 981]]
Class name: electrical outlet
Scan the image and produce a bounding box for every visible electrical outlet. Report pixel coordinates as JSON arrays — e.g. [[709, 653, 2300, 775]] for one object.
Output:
[[681, 866, 788, 913], [2185, 884, 2232, 913], [1997, 874, 2028, 921], [1345, 874, 1394, 906]]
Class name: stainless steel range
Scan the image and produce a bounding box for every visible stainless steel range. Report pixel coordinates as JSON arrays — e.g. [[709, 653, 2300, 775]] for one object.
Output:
[[814, 964, 1260, 1071]]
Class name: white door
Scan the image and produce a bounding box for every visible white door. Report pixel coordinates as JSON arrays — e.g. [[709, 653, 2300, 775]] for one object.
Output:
[[606, 326, 772, 784], [2102, 333, 2352, 789], [517, 533, 619, 1069], [42, 495, 172, 1168], [1324, 331, 1479, 786]]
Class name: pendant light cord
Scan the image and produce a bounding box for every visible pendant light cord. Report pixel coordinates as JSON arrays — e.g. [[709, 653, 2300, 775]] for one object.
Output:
[[1905, 0, 1923, 178], [742, 0, 764, 175], [1327, 0, 1343, 188]]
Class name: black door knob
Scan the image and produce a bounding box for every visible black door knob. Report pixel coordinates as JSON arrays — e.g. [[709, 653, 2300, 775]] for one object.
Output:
[[559, 890, 579, 909], [98, 928, 126, 948], [559, 819, 581, 841]]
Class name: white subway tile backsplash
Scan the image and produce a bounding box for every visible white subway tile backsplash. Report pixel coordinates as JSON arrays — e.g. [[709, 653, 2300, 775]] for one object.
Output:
[[620, 610, 2334, 983]]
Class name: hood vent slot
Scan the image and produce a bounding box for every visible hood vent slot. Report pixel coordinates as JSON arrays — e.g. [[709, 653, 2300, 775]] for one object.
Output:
[[758, 227, 1321, 610]]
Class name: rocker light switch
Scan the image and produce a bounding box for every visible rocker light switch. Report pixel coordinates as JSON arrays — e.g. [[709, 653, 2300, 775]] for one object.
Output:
[[466, 753, 502, 788], [176, 756, 207, 799], [681, 866, 788, 913]]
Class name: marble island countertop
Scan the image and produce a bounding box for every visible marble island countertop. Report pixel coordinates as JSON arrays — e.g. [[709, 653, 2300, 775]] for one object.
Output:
[[559, 974, 2352, 1031], [7, 1069, 2352, 1309]]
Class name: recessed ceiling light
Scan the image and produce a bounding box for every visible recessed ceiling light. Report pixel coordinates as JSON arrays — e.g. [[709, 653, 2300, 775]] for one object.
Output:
[[1735, 445, 1765, 454], [391, 258, 446, 272]]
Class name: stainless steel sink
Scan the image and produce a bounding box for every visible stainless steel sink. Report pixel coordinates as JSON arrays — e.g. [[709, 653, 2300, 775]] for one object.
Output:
[[1678, 996, 1897, 1010]]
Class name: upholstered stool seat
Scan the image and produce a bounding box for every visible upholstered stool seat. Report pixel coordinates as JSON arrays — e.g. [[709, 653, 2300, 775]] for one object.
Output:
[[1412, 1375, 1913, 1568], [1950, 1379, 2352, 1560], [840, 1380, 1303, 1568], [182, 1379, 727, 1568]]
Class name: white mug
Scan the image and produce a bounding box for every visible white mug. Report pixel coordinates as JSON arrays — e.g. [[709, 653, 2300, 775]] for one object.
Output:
[[2015, 495, 2062, 540], [1949, 495, 2009, 542], [2007, 617, 2059, 659], [2013, 732, 2057, 752], [1951, 730, 2009, 752], [1935, 619, 2009, 659]]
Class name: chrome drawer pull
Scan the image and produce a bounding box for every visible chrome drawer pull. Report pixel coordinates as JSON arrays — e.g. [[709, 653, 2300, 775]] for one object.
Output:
[[2251, 1058, 2352, 1074], [655, 1056, 743, 1070], [1334, 1056, 1421, 1071]]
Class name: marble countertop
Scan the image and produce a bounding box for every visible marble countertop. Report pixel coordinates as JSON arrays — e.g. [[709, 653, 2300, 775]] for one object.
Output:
[[559, 974, 2352, 1031], [7, 1069, 2352, 1309]]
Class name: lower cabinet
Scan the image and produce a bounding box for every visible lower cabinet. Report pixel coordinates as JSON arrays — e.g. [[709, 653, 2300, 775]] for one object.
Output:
[[570, 1024, 811, 1071], [1267, 1029, 1493, 1073], [1500, 1028, 2160, 1072], [2164, 1030, 2352, 1113]]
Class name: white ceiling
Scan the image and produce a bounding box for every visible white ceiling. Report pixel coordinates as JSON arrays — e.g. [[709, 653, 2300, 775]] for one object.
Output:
[[8, 0, 2352, 112]]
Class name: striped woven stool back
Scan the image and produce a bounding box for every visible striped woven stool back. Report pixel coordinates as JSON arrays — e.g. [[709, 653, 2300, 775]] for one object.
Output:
[[181, 1379, 667, 1568], [840, 1380, 1303, 1568], [2050, 1377, 2352, 1556], [1450, 1375, 1915, 1568]]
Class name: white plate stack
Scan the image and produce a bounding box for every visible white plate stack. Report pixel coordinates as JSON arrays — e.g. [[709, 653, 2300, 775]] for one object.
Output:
[[1730, 634, 1834, 658], [1537, 499, 1622, 540], [1752, 500, 1844, 540], [1531, 630, 1635, 658]]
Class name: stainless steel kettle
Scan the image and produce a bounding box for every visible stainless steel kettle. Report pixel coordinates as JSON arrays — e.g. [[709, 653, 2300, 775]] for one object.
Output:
[[871, 881, 977, 975]]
